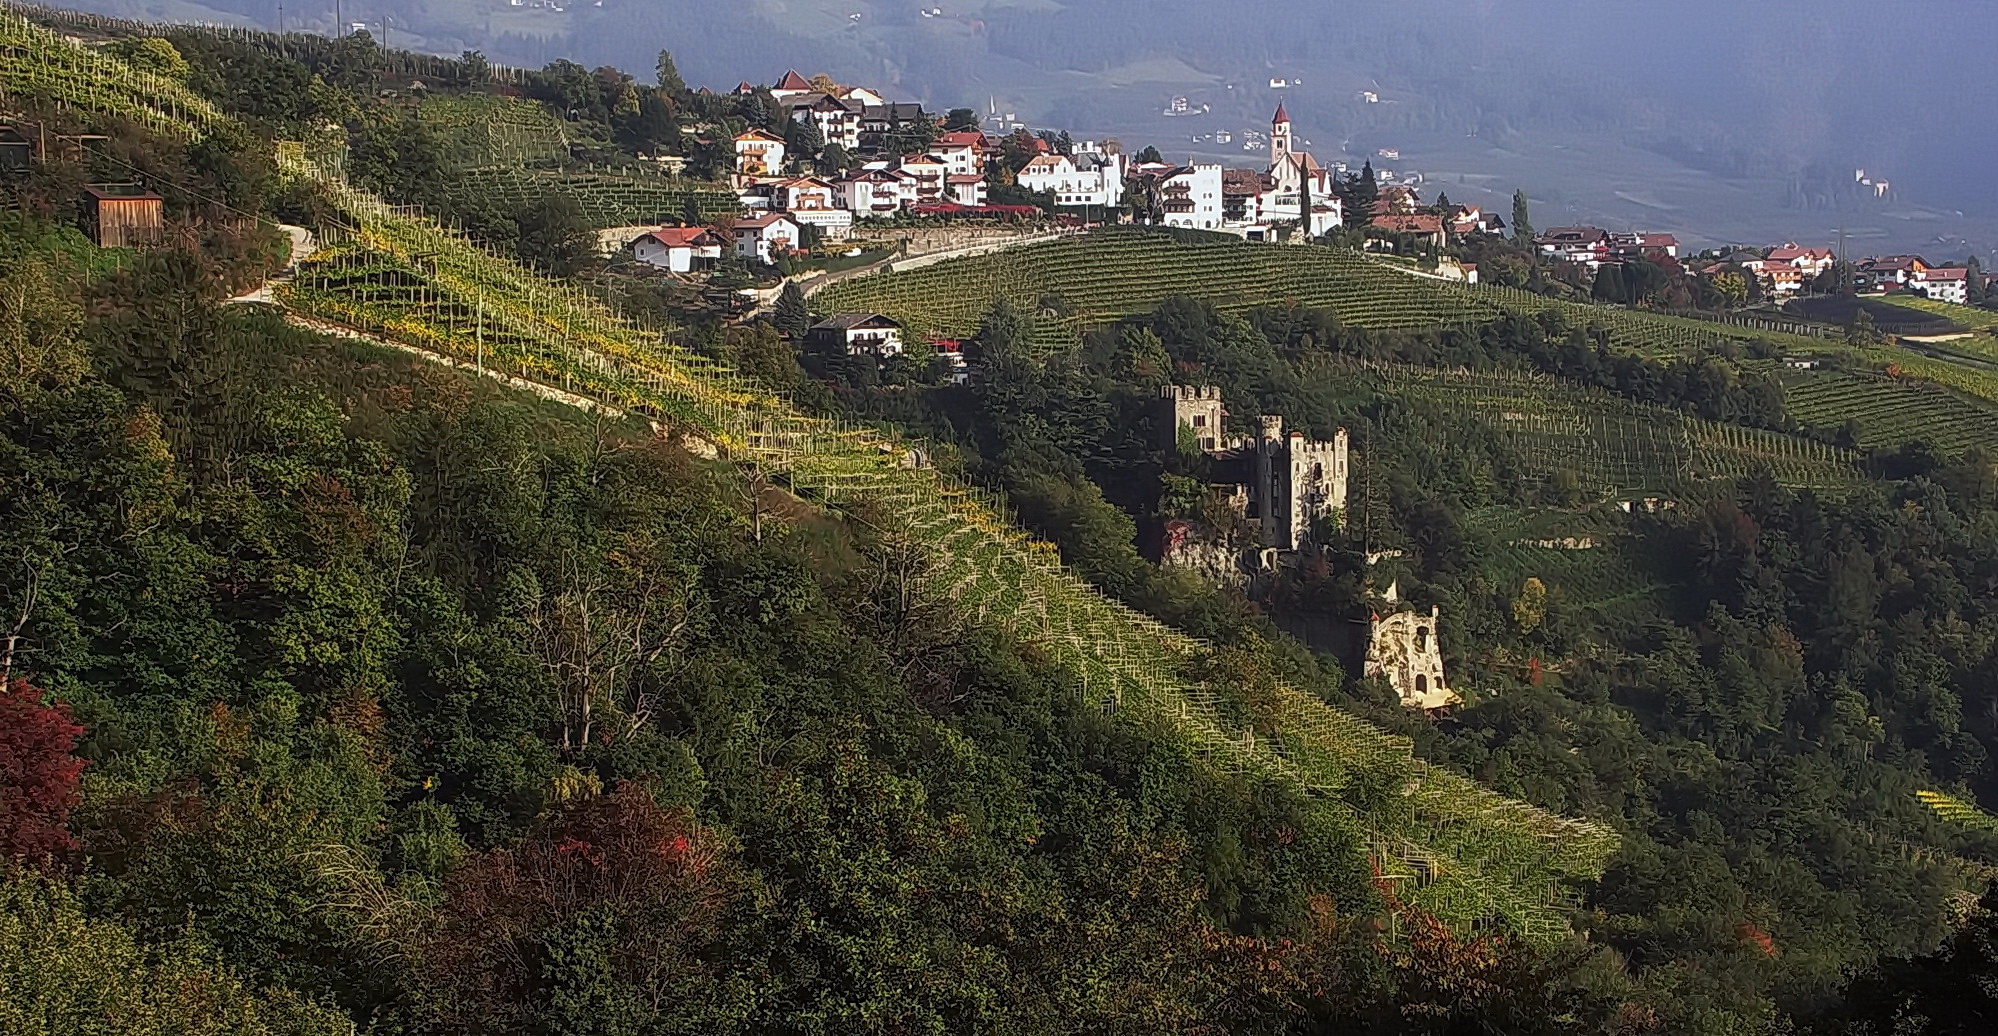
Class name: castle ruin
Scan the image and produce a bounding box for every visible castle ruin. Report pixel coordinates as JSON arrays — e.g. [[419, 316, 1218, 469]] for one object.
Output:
[[1159, 387, 1349, 554], [1365, 605, 1460, 710]]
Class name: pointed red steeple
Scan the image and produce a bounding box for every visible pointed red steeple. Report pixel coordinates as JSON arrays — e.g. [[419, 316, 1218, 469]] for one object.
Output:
[[1273, 102, 1290, 125]]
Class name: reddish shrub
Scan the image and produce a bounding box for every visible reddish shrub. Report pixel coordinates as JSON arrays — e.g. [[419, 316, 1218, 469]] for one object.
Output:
[[418, 784, 744, 1030], [0, 678, 87, 865]]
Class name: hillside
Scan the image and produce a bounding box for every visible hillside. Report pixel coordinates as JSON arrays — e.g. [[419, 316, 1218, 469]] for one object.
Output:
[[11, 11, 1998, 1035]]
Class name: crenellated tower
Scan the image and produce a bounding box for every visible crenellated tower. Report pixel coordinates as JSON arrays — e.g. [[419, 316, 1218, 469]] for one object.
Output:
[[1252, 414, 1347, 550], [1160, 385, 1226, 452]]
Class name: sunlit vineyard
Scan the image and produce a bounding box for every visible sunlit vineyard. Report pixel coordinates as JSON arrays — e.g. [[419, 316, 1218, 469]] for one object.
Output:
[[1370, 364, 1864, 495], [1878, 294, 1998, 332], [815, 228, 1500, 337], [1781, 367, 1998, 453]]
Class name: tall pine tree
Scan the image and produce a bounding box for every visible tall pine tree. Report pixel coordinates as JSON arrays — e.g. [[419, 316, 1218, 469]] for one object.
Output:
[[773, 282, 811, 341], [1512, 189, 1534, 247]]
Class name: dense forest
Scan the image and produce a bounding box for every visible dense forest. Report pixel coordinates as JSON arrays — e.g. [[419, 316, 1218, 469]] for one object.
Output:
[[8, 19, 1998, 1036]]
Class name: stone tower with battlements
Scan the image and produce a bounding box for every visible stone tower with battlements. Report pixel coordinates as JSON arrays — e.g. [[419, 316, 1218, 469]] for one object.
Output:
[[1253, 414, 1348, 551], [1160, 385, 1226, 452]]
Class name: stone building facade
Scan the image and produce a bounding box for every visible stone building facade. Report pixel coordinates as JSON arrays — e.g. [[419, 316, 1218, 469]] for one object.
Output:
[[1254, 415, 1349, 552], [1160, 385, 1226, 452], [1364, 605, 1460, 710], [1159, 387, 1349, 554]]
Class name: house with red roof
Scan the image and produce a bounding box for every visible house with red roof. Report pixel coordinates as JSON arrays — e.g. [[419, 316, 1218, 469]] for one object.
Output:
[[730, 213, 803, 264], [947, 174, 988, 207], [1445, 205, 1506, 239], [630, 226, 726, 273], [770, 70, 814, 100], [1759, 242, 1836, 295], [1534, 226, 1610, 266], [932, 130, 988, 178], [1915, 267, 1970, 305], [1369, 213, 1446, 250], [1858, 254, 1929, 292]]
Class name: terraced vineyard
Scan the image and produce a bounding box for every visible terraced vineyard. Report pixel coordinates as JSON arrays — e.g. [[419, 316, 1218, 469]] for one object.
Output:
[[0, 6, 223, 139], [814, 227, 1500, 337], [447, 167, 739, 229], [1468, 509, 1663, 629], [413, 96, 738, 229], [418, 94, 575, 169], [267, 147, 1620, 938], [1371, 364, 1864, 495], [1781, 367, 1998, 453], [1459, 281, 1831, 358], [13, 35, 1626, 937]]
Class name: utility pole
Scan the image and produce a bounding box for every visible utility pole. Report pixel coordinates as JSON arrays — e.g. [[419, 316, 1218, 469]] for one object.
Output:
[[333, 0, 341, 36]]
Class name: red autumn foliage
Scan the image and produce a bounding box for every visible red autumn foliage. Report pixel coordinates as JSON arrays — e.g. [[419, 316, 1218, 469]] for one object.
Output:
[[0, 677, 87, 865], [418, 784, 744, 1030], [1738, 921, 1778, 957], [1527, 657, 1544, 686]]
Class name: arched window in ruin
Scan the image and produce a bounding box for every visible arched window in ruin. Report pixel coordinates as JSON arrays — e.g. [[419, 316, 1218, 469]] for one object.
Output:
[[1415, 625, 1429, 651], [1415, 674, 1428, 694]]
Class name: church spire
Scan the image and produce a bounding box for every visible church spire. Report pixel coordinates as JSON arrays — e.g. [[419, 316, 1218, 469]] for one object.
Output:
[[1270, 103, 1293, 167]]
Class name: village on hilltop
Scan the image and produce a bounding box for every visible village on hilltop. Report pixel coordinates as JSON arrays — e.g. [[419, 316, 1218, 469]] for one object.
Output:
[[599, 65, 1982, 335]]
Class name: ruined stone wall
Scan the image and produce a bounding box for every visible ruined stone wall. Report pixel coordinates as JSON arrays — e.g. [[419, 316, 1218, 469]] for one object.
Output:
[[1365, 605, 1459, 710]]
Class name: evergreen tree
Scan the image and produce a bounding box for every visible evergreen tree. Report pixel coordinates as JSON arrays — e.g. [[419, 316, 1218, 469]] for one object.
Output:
[[1512, 189, 1535, 247], [654, 50, 686, 99], [1434, 190, 1451, 212], [773, 282, 811, 341], [1592, 263, 1628, 303]]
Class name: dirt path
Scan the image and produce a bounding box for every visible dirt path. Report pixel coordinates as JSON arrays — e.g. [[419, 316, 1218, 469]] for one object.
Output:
[[225, 223, 315, 306]]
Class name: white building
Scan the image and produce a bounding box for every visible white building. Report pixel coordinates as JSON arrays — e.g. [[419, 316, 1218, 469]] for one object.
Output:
[[1139, 163, 1223, 230], [770, 176, 853, 239], [630, 227, 726, 273], [731, 213, 802, 263], [931, 131, 987, 179], [733, 129, 786, 180], [808, 313, 904, 356], [946, 175, 987, 207], [1016, 149, 1126, 209], [1262, 104, 1342, 236], [894, 154, 950, 206], [1917, 267, 1971, 305], [839, 168, 912, 217]]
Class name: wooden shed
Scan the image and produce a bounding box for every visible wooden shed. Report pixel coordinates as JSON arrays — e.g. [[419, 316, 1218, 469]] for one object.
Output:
[[82, 185, 165, 248], [0, 126, 32, 170]]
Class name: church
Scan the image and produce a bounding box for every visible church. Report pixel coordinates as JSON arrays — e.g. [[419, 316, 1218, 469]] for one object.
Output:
[[1219, 105, 1344, 239], [1263, 105, 1343, 237]]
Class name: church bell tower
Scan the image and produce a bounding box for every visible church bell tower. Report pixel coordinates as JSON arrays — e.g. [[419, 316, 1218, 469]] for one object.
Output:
[[1270, 103, 1292, 167]]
